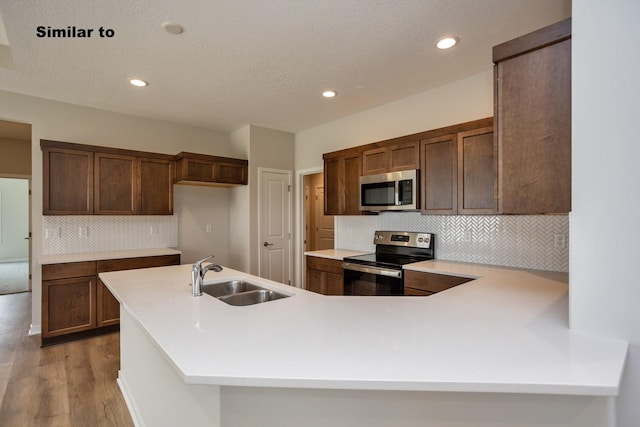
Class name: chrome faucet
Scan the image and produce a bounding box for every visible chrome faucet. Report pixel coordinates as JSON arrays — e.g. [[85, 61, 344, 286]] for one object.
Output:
[[191, 255, 223, 297]]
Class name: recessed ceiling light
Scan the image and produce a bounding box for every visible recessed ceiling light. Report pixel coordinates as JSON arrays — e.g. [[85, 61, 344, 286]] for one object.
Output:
[[129, 79, 148, 87], [436, 36, 458, 50], [322, 90, 337, 98], [162, 22, 184, 35]]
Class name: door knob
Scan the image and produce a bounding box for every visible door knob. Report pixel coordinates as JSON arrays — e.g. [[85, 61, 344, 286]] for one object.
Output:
[[263, 242, 274, 247]]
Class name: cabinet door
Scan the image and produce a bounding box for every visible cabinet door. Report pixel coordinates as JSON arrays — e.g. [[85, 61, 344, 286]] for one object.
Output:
[[43, 147, 94, 215], [42, 276, 96, 338], [306, 268, 324, 294], [181, 158, 214, 181], [96, 278, 120, 327], [324, 151, 362, 216], [325, 272, 344, 295], [138, 157, 174, 215], [495, 21, 571, 214], [343, 152, 362, 215], [323, 156, 342, 215], [94, 152, 136, 215], [213, 160, 248, 185], [420, 135, 457, 214], [362, 147, 388, 175], [457, 127, 497, 214], [389, 141, 419, 172]]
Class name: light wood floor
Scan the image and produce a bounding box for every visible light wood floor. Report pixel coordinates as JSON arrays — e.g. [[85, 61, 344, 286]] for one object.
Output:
[[0, 292, 134, 426]]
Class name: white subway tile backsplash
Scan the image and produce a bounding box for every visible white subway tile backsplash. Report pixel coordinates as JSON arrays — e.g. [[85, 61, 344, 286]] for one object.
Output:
[[335, 212, 569, 272], [42, 215, 179, 255]]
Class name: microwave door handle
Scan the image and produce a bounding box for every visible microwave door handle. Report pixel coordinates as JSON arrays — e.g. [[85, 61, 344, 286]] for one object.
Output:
[[395, 181, 400, 206]]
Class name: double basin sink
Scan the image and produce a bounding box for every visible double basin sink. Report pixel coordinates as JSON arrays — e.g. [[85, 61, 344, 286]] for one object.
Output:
[[202, 279, 290, 306]]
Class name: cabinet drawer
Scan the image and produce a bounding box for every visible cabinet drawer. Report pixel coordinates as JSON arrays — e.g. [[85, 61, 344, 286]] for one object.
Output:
[[42, 261, 97, 281], [306, 256, 344, 275], [403, 270, 472, 293], [97, 254, 180, 272]]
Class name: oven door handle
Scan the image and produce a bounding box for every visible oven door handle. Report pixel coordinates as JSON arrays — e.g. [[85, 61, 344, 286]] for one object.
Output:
[[341, 262, 402, 278]]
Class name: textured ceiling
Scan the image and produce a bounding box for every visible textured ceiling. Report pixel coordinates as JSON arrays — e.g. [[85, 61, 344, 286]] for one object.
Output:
[[0, 1, 571, 133]]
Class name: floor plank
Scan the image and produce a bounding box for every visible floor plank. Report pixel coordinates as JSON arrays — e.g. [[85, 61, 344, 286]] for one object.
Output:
[[0, 292, 134, 426]]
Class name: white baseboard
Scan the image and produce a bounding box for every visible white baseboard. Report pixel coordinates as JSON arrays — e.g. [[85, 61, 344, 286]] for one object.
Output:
[[117, 371, 142, 427], [28, 323, 41, 336], [0, 258, 29, 264]]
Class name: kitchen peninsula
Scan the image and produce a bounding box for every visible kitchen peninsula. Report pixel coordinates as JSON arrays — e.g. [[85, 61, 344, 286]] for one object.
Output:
[[100, 261, 627, 427]]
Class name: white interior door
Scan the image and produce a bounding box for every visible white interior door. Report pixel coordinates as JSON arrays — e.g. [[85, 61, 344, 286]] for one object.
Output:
[[259, 169, 291, 285]]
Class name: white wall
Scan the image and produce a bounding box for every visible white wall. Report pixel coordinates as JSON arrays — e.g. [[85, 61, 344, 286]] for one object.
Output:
[[571, 1, 640, 425], [0, 89, 233, 332], [0, 178, 29, 262], [230, 125, 295, 277]]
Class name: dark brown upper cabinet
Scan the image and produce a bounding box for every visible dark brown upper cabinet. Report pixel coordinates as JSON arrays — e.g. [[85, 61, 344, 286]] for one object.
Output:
[[420, 120, 496, 215], [174, 152, 248, 186], [323, 118, 494, 216], [43, 145, 94, 215], [457, 126, 497, 214], [421, 134, 457, 214], [323, 149, 362, 216], [94, 152, 136, 215], [138, 157, 174, 215], [42, 140, 174, 215], [494, 18, 571, 214], [362, 140, 420, 175]]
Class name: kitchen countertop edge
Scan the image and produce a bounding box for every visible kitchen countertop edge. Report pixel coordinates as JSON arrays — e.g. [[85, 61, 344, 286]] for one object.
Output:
[[304, 249, 370, 260], [100, 261, 628, 397]]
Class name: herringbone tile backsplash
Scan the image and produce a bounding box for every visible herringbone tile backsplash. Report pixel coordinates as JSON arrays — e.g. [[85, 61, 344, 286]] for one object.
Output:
[[336, 213, 569, 272], [42, 215, 179, 255]]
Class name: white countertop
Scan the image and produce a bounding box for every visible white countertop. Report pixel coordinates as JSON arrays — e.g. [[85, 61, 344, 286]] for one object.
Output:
[[100, 260, 627, 396], [304, 249, 370, 260], [39, 248, 181, 265]]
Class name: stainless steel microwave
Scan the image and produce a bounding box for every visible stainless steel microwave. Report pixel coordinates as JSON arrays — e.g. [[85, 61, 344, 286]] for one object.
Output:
[[359, 169, 418, 211]]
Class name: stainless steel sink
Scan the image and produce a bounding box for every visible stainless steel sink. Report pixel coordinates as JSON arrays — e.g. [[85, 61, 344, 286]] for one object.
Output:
[[201, 280, 263, 298], [201, 280, 290, 306], [218, 289, 288, 306]]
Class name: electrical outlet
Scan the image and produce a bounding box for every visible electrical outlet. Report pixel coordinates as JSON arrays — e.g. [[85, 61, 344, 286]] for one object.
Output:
[[79, 227, 88, 237], [205, 224, 213, 233], [150, 225, 158, 235], [554, 234, 566, 249], [463, 230, 473, 242]]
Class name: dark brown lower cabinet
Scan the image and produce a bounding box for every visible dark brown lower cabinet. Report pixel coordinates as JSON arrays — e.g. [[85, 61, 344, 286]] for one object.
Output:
[[43, 275, 97, 337], [42, 254, 180, 344], [306, 256, 344, 295], [403, 270, 473, 296], [96, 278, 120, 327]]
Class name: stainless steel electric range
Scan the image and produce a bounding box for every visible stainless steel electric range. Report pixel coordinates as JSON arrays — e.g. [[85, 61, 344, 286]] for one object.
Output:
[[342, 231, 435, 296]]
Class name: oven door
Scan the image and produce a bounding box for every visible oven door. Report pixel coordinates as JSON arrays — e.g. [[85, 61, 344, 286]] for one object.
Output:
[[342, 263, 403, 296]]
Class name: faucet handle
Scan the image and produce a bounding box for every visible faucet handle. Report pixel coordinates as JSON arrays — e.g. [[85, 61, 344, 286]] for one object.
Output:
[[193, 255, 215, 268]]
